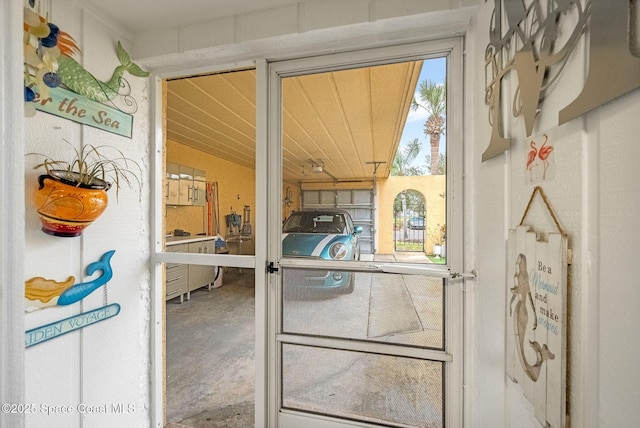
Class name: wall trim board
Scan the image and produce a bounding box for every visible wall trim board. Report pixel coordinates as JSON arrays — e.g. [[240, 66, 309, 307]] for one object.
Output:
[[0, 2, 25, 427]]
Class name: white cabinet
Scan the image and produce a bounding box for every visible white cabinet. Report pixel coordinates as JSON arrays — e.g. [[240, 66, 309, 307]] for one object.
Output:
[[187, 239, 216, 298], [178, 165, 194, 205], [167, 164, 208, 206], [201, 239, 217, 286], [166, 162, 180, 205], [193, 169, 206, 207], [165, 243, 188, 302], [166, 237, 218, 302]]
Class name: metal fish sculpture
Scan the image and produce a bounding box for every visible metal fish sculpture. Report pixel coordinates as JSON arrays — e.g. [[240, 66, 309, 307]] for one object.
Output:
[[23, 8, 148, 104], [57, 41, 150, 103], [23, 9, 81, 102], [25, 250, 115, 311]]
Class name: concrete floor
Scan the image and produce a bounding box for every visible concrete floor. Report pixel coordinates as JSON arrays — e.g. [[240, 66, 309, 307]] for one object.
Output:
[[165, 269, 255, 428], [280, 263, 444, 427], [164, 253, 443, 427]]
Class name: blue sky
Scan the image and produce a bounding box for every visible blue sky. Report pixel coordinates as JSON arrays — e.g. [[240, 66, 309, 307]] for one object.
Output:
[[398, 57, 447, 170]]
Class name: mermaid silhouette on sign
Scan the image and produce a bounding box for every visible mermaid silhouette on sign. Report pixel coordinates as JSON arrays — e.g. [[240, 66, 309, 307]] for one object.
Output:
[[509, 253, 554, 381]]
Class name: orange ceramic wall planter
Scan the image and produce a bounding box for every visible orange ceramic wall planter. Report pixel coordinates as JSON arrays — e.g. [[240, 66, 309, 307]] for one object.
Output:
[[33, 171, 111, 237]]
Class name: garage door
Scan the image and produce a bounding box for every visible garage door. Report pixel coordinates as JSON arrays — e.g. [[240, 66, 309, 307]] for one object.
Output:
[[302, 189, 374, 254]]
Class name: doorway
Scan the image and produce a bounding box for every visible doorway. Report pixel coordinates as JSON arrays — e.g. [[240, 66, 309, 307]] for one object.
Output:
[[153, 36, 465, 427], [162, 69, 258, 426]]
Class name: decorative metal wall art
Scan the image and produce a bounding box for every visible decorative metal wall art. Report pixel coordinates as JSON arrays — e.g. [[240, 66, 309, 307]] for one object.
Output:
[[25, 250, 115, 310], [558, 0, 640, 123], [483, 0, 640, 161], [25, 251, 121, 348], [23, 5, 149, 137], [25, 304, 120, 348]]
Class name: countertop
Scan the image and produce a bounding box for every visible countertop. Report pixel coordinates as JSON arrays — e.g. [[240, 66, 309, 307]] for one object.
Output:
[[165, 235, 219, 246]]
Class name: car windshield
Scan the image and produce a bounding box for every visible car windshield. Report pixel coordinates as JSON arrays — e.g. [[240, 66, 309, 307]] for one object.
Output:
[[283, 212, 347, 234]]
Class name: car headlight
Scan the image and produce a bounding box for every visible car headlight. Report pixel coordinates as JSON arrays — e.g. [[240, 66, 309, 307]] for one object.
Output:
[[329, 242, 348, 260]]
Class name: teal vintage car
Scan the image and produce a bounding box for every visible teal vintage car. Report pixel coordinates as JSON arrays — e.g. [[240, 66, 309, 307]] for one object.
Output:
[[282, 209, 362, 293]]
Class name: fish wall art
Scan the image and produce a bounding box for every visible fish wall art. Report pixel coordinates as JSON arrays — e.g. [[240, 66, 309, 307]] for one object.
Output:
[[23, 7, 149, 118], [24, 251, 122, 348], [25, 250, 115, 311]]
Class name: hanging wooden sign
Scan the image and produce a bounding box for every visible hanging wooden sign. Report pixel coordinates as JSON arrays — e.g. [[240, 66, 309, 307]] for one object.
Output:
[[32, 86, 134, 138], [506, 187, 569, 428], [25, 303, 120, 348], [23, 7, 149, 137]]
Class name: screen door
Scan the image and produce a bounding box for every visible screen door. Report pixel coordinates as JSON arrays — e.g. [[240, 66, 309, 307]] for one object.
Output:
[[266, 38, 465, 428]]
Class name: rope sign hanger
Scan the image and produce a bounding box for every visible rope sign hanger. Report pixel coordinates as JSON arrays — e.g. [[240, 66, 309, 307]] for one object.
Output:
[[519, 186, 566, 236]]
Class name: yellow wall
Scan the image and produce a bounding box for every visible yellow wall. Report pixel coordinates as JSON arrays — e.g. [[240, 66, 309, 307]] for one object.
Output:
[[377, 175, 446, 255], [164, 142, 445, 256], [165, 140, 256, 236], [165, 141, 303, 233]]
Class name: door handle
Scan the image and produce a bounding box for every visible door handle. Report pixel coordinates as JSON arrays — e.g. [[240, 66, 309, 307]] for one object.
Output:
[[266, 261, 279, 274]]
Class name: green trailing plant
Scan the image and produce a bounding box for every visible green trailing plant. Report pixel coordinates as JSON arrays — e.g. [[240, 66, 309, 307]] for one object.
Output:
[[30, 141, 142, 199]]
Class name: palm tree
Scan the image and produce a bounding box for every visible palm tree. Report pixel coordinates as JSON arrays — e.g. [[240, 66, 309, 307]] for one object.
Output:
[[425, 152, 447, 175], [391, 138, 425, 176], [411, 79, 446, 175]]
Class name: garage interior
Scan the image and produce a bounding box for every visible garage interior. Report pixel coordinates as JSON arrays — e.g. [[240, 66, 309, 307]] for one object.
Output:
[[163, 60, 446, 427]]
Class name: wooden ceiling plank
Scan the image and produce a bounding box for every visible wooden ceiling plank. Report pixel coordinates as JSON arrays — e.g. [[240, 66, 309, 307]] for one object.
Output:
[[167, 62, 423, 182], [167, 92, 255, 138], [289, 73, 355, 178], [166, 117, 255, 159], [166, 104, 255, 151]]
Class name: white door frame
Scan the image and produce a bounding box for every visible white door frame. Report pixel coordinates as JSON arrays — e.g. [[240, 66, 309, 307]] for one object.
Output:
[[149, 60, 267, 428], [1, 2, 26, 428], [149, 36, 467, 428]]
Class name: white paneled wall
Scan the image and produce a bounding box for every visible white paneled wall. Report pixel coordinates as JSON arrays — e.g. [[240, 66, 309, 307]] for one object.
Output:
[[21, 3, 151, 427], [471, 1, 640, 427], [134, 1, 478, 69]]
